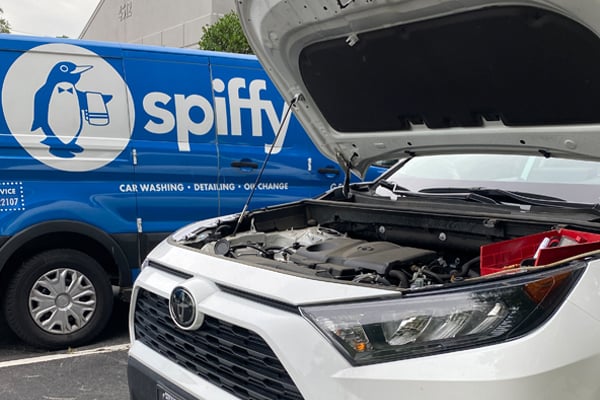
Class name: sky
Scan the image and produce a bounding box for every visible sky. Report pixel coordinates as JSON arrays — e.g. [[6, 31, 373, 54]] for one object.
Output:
[[2, 0, 100, 38]]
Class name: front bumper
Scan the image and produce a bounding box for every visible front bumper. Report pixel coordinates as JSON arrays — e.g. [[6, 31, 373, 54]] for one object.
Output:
[[128, 261, 600, 400]]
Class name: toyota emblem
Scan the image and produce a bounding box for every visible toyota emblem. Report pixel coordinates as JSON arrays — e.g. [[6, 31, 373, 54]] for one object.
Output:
[[169, 286, 196, 329]]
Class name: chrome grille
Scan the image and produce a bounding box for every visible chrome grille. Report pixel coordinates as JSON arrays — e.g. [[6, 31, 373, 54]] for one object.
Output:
[[133, 288, 304, 400]]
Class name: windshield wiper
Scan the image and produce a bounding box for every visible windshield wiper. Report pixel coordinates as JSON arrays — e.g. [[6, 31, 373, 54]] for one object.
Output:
[[375, 182, 600, 216], [420, 187, 600, 217], [418, 187, 567, 207]]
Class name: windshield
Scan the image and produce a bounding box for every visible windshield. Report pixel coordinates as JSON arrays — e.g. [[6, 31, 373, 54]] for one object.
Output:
[[379, 154, 600, 204]]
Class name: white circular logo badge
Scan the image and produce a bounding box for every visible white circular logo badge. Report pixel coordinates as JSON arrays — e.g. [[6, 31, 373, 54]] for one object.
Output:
[[2, 43, 135, 172]]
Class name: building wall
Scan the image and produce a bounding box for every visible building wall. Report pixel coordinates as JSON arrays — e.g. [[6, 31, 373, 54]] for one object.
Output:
[[80, 0, 235, 48]]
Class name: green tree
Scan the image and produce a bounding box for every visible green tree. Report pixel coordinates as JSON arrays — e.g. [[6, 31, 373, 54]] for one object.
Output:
[[0, 8, 10, 33], [198, 11, 252, 54]]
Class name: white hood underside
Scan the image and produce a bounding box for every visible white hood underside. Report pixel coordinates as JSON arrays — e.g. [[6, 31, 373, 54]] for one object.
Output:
[[237, 0, 600, 176]]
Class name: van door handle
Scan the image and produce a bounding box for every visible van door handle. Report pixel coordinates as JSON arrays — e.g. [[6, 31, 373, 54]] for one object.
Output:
[[231, 161, 259, 169], [318, 167, 340, 176]]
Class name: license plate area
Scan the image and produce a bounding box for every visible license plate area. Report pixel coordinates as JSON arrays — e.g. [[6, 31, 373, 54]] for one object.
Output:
[[157, 384, 185, 400]]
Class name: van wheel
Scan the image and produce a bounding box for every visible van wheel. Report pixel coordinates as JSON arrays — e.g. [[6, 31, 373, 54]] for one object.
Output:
[[3, 249, 114, 349]]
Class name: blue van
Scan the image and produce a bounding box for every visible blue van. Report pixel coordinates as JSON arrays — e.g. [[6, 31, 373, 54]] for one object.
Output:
[[0, 35, 379, 349]]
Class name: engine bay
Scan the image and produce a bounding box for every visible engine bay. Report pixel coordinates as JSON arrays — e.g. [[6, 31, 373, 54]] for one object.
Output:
[[199, 226, 478, 289], [179, 199, 600, 290]]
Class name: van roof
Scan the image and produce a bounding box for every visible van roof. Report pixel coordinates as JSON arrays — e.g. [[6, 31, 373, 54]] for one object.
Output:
[[0, 33, 258, 62]]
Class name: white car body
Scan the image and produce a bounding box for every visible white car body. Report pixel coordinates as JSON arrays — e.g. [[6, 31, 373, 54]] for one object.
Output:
[[129, 247, 600, 399], [128, 1, 600, 399]]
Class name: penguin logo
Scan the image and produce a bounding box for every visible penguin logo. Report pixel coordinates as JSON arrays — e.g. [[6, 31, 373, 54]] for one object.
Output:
[[3, 43, 134, 172], [32, 61, 113, 158]]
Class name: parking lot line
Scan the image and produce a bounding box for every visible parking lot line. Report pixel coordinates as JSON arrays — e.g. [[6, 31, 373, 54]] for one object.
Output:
[[0, 343, 130, 369]]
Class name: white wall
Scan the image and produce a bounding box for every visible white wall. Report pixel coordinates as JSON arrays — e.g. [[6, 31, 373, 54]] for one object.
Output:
[[80, 0, 235, 48]]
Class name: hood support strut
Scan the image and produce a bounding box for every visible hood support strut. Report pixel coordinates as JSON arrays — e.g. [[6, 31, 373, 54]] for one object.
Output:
[[232, 93, 302, 235]]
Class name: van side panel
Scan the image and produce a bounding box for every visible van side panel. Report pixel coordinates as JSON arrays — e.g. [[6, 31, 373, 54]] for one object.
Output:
[[0, 42, 136, 238], [210, 60, 344, 216], [122, 50, 218, 242]]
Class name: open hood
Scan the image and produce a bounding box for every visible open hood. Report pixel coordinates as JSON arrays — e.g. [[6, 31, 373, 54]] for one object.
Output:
[[237, 0, 600, 176]]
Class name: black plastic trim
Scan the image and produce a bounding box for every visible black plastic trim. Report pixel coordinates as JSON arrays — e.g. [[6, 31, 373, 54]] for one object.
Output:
[[128, 356, 201, 400], [146, 260, 193, 279], [217, 284, 301, 315], [145, 259, 301, 313]]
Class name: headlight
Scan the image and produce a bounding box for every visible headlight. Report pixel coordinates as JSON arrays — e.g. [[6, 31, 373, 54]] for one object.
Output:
[[301, 263, 584, 365]]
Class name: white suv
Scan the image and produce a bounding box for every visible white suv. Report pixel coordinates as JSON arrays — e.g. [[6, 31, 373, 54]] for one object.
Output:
[[127, 1, 600, 399]]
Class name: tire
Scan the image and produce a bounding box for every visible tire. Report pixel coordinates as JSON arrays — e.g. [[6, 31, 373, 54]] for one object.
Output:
[[3, 249, 114, 349]]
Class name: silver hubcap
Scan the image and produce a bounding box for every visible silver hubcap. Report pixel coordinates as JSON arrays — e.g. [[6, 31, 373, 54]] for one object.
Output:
[[29, 268, 97, 334]]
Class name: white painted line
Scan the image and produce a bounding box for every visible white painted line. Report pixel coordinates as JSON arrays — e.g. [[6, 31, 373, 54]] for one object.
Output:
[[0, 343, 130, 369]]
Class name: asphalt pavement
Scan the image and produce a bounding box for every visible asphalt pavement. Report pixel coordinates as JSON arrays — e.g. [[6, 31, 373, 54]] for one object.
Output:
[[0, 298, 131, 400]]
